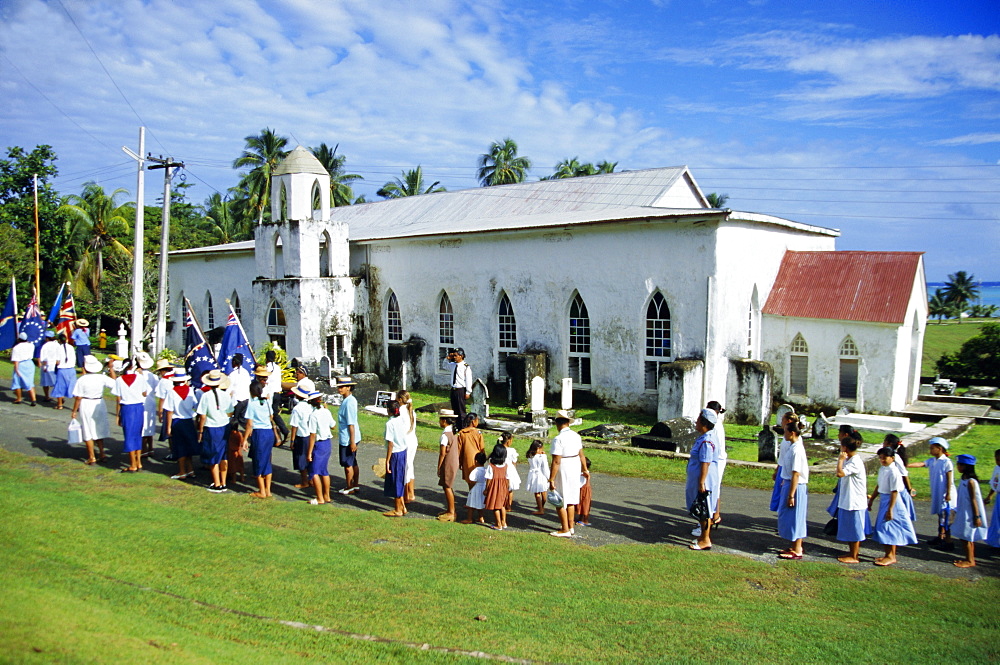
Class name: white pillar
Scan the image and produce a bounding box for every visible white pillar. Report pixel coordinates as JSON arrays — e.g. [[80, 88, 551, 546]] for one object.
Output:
[[561, 377, 573, 410]]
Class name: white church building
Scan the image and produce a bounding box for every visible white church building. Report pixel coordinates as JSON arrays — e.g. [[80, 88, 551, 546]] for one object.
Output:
[[168, 146, 927, 420]]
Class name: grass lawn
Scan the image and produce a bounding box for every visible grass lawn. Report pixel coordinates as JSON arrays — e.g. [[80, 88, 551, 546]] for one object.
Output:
[[1, 448, 997, 664], [921, 318, 991, 377]]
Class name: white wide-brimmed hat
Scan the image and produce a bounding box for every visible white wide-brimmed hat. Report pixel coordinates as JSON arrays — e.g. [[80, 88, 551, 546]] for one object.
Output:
[[136, 352, 154, 369], [83, 355, 103, 373]]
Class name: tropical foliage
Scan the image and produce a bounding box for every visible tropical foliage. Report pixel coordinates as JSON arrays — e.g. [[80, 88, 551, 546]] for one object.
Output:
[[377, 166, 445, 198], [705, 192, 729, 208], [478, 138, 532, 186], [928, 288, 957, 322], [542, 157, 618, 180], [941, 270, 979, 321], [310, 143, 364, 207], [231, 128, 289, 226], [936, 322, 1000, 382]]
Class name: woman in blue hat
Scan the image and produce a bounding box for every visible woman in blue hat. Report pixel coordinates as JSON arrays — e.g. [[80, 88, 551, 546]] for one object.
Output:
[[952, 454, 988, 568]]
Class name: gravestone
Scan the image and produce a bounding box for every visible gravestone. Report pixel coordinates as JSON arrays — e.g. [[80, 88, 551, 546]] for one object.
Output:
[[318, 355, 331, 380], [506, 352, 546, 407], [758, 426, 778, 462], [632, 417, 698, 452], [350, 373, 387, 407], [561, 378, 573, 410], [470, 378, 489, 419], [812, 412, 829, 440], [774, 404, 794, 425], [967, 385, 998, 397]]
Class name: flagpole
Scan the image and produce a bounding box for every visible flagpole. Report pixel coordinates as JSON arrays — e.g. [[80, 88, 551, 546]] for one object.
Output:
[[184, 297, 217, 361], [225, 299, 254, 359], [12, 277, 18, 328], [32, 175, 40, 298]]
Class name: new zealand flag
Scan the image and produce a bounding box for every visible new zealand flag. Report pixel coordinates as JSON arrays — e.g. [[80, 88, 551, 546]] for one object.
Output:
[[184, 303, 218, 388]]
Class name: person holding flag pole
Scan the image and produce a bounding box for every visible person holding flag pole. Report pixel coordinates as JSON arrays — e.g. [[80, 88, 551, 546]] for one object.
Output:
[[182, 297, 219, 388], [0, 278, 19, 352], [219, 300, 255, 432]]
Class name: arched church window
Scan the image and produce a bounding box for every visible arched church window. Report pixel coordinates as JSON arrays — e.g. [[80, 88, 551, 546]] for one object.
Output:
[[231, 291, 241, 319], [568, 293, 591, 387], [312, 180, 323, 215], [497, 293, 517, 379], [320, 230, 331, 278], [386, 291, 402, 342], [789, 333, 809, 395], [839, 337, 859, 400], [273, 232, 284, 279], [644, 292, 671, 390], [267, 300, 286, 327], [206, 292, 215, 329], [278, 181, 288, 222], [439, 292, 454, 369]]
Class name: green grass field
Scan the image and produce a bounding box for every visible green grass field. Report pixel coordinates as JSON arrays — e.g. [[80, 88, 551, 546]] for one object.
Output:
[[921, 318, 990, 377], [1, 449, 997, 664]]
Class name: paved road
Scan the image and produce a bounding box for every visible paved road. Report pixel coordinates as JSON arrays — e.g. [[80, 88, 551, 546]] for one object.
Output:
[[1, 391, 995, 580]]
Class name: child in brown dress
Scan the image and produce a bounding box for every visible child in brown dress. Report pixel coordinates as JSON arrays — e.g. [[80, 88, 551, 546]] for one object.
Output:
[[484, 444, 509, 530], [576, 458, 593, 526]]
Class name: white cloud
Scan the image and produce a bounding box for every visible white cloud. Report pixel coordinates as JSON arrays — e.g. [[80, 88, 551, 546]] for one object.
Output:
[[929, 133, 1000, 146]]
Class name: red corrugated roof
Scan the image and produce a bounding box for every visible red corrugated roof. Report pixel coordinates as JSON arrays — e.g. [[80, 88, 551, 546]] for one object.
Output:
[[763, 251, 924, 324]]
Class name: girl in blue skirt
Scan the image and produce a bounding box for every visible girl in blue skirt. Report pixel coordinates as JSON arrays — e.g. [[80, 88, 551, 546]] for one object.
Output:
[[163, 368, 199, 481], [241, 380, 276, 498], [986, 449, 1000, 549], [196, 370, 233, 492], [382, 401, 409, 516], [770, 410, 799, 512], [287, 384, 315, 489], [907, 437, 956, 549], [953, 454, 988, 568], [869, 447, 918, 567], [777, 420, 808, 559], [307, 391, 335, 505], [113, 358, 148, 473], [835, 436, 868, 563]]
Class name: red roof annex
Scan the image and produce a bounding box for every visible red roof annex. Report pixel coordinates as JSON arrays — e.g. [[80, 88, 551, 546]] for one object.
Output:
[[763, 251, 924, 324]]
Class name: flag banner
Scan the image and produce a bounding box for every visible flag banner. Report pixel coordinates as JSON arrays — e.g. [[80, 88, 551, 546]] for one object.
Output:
[[47, 283, 65, 324], [18, 290, 46, 353], [218, 306, 255, 375], [0, 280, 17, 351], [183, 298, 218, 387], [55, 287, 76, 338]]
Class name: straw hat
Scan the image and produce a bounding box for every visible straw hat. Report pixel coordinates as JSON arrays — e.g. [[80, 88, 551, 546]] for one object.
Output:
[[83, 355, 103, 373], [154, 359, 174, 373], [75, 318, 89, 327], [202, 369, 224, 386], [136, 352, 154, 370], [290, 384, 312, 399], [171, 368, 189, 382], [438, 408, 457, 418], [333, 376, 356, 387], [254, 366, 271, 377], [372, 458, 387, 479], [296, 378, 316, 392]]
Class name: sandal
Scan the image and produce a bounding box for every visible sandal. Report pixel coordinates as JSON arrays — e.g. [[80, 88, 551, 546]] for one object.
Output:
[[85, 459, 97, 465], [778, 552, 803, 560]]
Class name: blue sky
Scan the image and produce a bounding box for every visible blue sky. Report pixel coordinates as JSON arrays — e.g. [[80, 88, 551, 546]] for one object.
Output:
[[1, 0, 998, 281]]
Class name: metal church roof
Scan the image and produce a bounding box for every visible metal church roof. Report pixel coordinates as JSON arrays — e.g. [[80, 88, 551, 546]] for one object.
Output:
[[763, 251, 925, 324]]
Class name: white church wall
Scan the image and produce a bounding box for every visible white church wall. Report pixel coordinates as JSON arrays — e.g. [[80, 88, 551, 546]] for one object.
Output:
[[760, 315, 904, 413]]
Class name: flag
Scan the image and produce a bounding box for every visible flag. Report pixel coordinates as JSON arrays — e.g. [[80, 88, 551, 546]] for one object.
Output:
[[18, 289, 46, 353], [55, 287, 77, 338], [47, 283, 65, 324], [218, 305, 255, 375], [183, 298, 218, 387], [0, 279, 17, 351]]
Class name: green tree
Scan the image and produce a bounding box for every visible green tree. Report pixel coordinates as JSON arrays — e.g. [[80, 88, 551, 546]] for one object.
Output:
[[203, 192, 250, 243], [377, 166, 446, 199], [968, 304, 998, 318], [928, 288, 954, 323], [936, 322, 1000, 383], [0, 224, 33, 288], [232, 128, 289, 226], [942, 271, 979, 321], [0, 145, 70, 299], [706, 192, 729, 208], [478, 138, 532, 186], [542, 157, 618, 180], [58, 183, 133, 329], [310, 143, 364, 207]]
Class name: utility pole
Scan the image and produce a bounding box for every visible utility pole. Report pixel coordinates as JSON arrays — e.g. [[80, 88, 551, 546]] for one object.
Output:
[[122, 127, 145, 356], [147, 155, 184, 354]]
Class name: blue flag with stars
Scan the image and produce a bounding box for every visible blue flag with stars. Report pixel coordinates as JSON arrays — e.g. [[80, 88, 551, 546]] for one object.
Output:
[[18, 290, 46, 354], [219, 309, 255, 375], [0, 280, 17, 351], [184, 301, 218, 388]]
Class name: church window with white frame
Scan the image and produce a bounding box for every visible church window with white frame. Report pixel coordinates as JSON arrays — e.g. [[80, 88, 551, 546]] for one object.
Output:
[[438, 292, 454, 368], [789, 333, 809, 395], [497, 293, 517, 379], [386, 291, 402, 342], [568, 293, 591, 387], [267, 299, 286, 327], [644, 292, 671, 390]]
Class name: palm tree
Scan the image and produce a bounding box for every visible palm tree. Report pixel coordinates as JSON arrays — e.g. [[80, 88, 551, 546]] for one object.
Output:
[[232, 128, 289, 225], [928, 288, 954, 323], [942, 271, 979, 320], [377, 166, 446, 199], [478, 138, 532, 187], [595, 160, 618, 174], [542, 158, 618, 180], [203, 192, 250, 243], [58, 182, 133, 329], [310, 143, 364, 207], [706, 192, 729, 208]]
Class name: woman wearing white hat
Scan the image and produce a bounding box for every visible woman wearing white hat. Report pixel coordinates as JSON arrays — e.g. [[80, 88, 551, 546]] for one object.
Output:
[[49, 332, 77, 410], [112, 358, 147, 472], [196, 369, 234, 492], [136, 352, 158, 458], [163, 367, 200, 480], [287, 383, 316, 489], [9, 332, 38, 406], [70, 355, 116, 464]]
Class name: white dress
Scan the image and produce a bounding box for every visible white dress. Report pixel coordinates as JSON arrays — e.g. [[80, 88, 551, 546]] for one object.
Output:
[[466, 466, 486, 510], [551, 428, 583, 505], [525, 453, 550, 494], [401, 404, 419, 483], [72, 373, 116, 440], [505, 446, 522, 491], [141, 371, 160, 437]]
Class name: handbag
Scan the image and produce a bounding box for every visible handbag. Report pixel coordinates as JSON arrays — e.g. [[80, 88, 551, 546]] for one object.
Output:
[[67, 418, 83, 444], [689, 489, 711, 521], [547, 488, 564, 508]]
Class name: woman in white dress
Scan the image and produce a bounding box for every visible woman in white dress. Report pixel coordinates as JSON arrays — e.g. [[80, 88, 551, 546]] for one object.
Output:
[[525, 439, 550, 515], [499, 431, 521, 509], [397, 390, 419, 504], [548, 411, 589, 537], [69, 355, 116, 465]]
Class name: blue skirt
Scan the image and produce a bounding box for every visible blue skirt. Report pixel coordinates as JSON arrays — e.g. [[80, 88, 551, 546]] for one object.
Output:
[[769, 474, 783, 512], [987, 499, 1000, 548], [899, 488, 917, 522], [310, 438, 332, 478], [171, 418, 198, 458], [11, 359, 35, 390], [52, 367, 77, 398], [827, 480, 841, 518], [249, 428, 275, 477], [41, 369, 56, 388], [836, 508, 867, 542], [203, 425, 227, 465], [383, 450, 407, 498], [777, 480, 808, 541], [684, 461, 719, 516], [120, 402, 143, 453], [292, 436, 310, 471], [75, 345, 90, 367], [873, 492, 918, 546]]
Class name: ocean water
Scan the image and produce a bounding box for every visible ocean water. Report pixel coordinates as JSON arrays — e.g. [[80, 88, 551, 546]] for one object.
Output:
[[927, 281, 1000, 310]]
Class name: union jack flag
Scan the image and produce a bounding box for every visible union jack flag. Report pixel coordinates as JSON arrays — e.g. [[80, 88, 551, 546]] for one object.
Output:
[[55, 288, 76, 338]]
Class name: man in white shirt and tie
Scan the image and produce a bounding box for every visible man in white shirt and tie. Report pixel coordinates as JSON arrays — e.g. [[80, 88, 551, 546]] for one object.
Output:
[[448, 347, 472, 423]]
